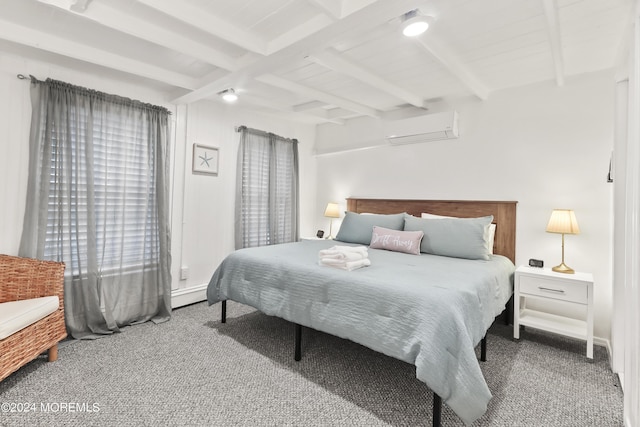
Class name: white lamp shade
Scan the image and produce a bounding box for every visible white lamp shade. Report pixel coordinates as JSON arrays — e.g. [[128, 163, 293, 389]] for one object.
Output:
[[546, 209, 580, 235], [324, 202, 341, 218]]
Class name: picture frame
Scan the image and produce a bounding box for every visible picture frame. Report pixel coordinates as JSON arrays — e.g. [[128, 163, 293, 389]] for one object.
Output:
[[192, 143, 219, 176]]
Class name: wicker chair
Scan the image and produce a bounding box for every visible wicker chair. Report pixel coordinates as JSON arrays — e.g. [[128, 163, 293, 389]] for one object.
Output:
[[0, 254, 67, 382]]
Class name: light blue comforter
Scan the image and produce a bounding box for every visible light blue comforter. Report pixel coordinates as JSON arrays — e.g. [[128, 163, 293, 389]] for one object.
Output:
[[207, 239, 514, 424]]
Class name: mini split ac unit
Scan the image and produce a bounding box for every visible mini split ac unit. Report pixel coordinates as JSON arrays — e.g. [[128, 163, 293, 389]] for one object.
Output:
[[383, 111, 459, 145]]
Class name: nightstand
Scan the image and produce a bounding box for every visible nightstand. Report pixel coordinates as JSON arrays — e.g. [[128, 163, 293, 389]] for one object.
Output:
[[514, 265, 594, 358]]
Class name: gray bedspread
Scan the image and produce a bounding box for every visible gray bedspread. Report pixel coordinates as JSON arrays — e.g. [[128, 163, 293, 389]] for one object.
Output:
[[207, 239, 514, 424]]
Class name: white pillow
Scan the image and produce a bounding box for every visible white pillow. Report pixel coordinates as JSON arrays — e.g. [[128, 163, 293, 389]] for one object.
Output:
[[421, 212, 496, 254]]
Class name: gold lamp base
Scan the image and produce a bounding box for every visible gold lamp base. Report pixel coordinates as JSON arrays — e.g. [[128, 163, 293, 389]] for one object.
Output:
[[552, 262, 575, 274]]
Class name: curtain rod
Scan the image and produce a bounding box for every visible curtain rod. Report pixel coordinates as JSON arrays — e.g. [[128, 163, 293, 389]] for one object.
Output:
[[235, 125, 298, 143], [17, 74, 40, 81], [15, 74, 171, 115]]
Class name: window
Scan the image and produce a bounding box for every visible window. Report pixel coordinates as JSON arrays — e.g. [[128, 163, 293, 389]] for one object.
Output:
[[43, 105, 159, 275], [20, 77, 172, 338], [235, 126, 299, 249]]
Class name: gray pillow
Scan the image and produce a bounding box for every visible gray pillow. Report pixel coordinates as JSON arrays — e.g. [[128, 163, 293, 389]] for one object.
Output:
[[403, 215, 493, 260], [335, 212, 405, 245]]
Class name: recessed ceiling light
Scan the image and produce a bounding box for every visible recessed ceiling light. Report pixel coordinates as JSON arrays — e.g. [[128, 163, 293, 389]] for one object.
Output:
[[400, 10, 430, 37]]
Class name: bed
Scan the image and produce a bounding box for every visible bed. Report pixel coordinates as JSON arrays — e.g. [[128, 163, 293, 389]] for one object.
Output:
[[207, 198, 517, 426]]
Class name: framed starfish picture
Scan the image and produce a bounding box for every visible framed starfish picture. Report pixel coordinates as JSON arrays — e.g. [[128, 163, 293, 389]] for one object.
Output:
[[192, 143, 219, 175]]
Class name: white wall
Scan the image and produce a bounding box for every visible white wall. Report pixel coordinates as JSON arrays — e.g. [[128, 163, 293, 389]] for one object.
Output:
[[0, 51, 318, 308], [315, 70, 615, 342]]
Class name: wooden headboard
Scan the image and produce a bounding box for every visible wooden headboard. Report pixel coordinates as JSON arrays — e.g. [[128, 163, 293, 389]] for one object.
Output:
[[346, 198, 517, 263]]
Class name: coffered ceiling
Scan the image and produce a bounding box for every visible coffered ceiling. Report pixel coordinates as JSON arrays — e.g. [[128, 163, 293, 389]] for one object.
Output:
[[0, 0, 632, 124]]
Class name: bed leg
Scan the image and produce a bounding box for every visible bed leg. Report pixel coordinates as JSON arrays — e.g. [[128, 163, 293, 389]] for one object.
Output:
[[480, 335, 487, 362], [433, 393, 442, 427], [294, 324, 302, 361], [221, 300, 227, 323]]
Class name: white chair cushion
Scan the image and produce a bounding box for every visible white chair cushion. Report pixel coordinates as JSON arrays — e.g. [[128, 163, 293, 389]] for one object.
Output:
[[0, 296, 59, 340]]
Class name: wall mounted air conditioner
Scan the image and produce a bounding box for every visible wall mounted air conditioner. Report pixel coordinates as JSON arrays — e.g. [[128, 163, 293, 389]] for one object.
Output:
[[383, 111, 459, 145]]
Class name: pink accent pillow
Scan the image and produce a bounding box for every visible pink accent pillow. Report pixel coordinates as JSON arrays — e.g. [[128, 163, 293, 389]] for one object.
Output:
[[370, 226, 424, 255]]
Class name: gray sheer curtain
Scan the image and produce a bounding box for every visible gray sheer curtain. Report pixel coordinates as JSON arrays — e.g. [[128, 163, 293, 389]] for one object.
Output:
[[19, 77, 172, 339], [235, 126, 299, 249]]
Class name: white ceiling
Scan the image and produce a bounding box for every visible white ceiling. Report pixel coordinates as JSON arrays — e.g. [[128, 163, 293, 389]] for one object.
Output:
[[0, 0, 632, 124]]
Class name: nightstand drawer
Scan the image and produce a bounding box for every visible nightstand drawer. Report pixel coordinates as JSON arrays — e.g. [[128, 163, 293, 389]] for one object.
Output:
[[519, 275, 587, 304]]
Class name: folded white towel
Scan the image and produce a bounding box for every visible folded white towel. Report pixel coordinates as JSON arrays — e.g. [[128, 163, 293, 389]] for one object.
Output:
[[318, 250, 367, 262], [318, 245, 368, 260], [319, 258, 352, 266], [319, 258, 371, 271]]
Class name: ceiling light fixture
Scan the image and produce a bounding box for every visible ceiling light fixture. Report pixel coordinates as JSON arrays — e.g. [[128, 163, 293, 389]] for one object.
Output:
[[400, 9, 430, 37], [219, 88, 238, 102]]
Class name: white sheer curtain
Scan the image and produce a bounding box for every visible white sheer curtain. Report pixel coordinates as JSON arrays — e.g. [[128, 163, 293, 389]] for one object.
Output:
[[19, 77, 172, 339], [235, 126, 299, 249]]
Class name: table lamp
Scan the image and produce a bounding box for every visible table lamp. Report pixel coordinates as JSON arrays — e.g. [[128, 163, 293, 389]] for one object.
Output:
[[324, 202, 341, 239], [546, 209, 580, 274]]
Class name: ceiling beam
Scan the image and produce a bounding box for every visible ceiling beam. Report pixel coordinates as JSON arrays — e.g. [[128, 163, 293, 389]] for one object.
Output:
[[307, 47, 425, 107], [292, 100, 329, 111], [541, 0, 565, 86], [171, 0, 425, 105], [307, 0, 343, 19], [238, 95, 345, 125], [0, 18, 198, 89], [267, 14, 334, 55], [306, 0, 380, 19], [326, 107, 362, 119], [136, 0, 267, 55], [38, 0, 238, 71], [256, 74, 381, 118], [414, 34, 490, 100]]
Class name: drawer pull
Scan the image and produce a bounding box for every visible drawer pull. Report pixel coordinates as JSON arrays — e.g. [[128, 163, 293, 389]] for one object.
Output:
[[538, 286, 565, 294]]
